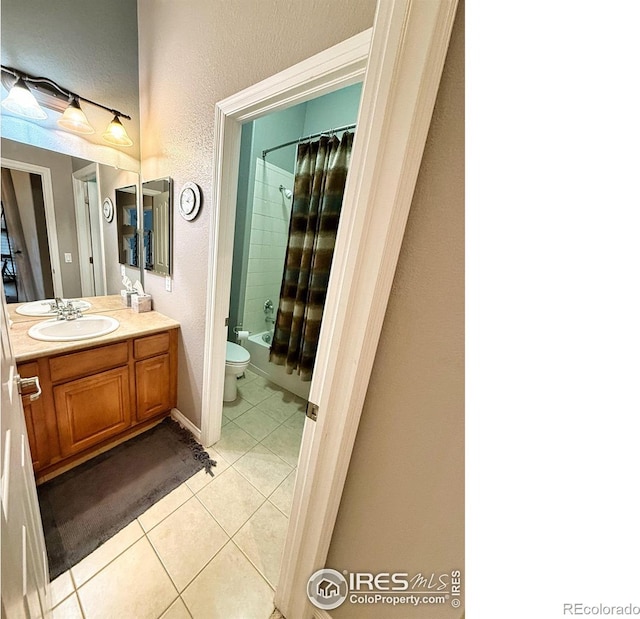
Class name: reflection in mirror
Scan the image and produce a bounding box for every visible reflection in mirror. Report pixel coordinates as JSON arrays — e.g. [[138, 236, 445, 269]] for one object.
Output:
[[142, 178, 172, 276], [1, 138, 140, 301], [1, 165, 55, 302], [116, 185, 139, 268]]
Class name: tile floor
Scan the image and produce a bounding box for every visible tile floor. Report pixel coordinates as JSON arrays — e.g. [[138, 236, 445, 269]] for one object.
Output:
[[48, 370, 306, 619]]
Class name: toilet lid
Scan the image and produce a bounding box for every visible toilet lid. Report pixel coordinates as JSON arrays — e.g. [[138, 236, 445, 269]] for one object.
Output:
[[226, 341, 250, 364]]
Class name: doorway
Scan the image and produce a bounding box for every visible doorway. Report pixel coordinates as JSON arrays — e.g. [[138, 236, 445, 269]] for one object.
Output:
[[73, 163, 106, 297], [201, 2, 457, 614], [1, 158, 63, 300]]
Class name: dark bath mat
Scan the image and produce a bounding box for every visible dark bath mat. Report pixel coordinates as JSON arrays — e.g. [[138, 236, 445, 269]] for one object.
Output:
[[38, 418, 216, 580]]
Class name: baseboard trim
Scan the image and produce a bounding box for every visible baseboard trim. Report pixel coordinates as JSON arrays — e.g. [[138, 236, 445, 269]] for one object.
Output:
[[170, 408, 202, 442]]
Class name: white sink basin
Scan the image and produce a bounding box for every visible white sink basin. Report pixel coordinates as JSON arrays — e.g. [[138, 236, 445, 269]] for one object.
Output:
[[28, 315, 119, 342], [16, 299, 92, 316]]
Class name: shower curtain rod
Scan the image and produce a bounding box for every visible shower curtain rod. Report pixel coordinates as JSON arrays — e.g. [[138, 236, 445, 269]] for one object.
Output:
[[261, 123, 356, 159]]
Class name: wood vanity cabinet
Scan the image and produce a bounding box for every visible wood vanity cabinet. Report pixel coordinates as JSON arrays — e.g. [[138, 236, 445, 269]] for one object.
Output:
[[17, 328, 178, 481]]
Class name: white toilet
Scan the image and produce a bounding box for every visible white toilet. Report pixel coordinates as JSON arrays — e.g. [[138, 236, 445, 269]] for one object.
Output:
[[224, 341, 251, 402]]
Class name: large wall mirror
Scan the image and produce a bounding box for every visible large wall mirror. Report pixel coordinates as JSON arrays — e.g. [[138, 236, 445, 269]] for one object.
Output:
[[1, 138, 140, 304], [142, 178, 172, 276], [116, 185, 139, 269]]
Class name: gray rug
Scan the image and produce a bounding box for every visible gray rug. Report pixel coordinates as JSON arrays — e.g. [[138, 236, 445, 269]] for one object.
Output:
[[38, 418, 216, 580]]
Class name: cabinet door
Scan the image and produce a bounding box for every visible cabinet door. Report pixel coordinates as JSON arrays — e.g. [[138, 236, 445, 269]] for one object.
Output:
[[54, 366, 131, 457], [136, 354, 172, 421]]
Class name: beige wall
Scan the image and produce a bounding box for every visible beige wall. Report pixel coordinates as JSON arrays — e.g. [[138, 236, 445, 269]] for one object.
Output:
[[325, 2, 464, 618], [136, 0, 377, 426]]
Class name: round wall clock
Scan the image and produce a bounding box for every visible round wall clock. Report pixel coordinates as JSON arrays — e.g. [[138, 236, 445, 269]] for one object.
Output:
[[102, 197, 114, 223], [178, 182, 202, 221]]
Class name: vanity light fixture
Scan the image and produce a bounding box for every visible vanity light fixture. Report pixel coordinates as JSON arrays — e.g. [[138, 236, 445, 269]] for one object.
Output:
[[103, 114, 133, 147], [57, 97, 95, 134], [1, 64, 133, 147], [1, 76, 47, 120]]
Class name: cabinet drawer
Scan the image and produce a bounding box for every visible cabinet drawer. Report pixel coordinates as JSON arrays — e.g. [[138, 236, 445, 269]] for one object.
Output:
[[49, 342, 129, 383], [134, 332, 170, 359]]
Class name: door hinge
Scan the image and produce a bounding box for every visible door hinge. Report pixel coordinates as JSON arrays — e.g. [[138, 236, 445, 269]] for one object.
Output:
[[306, 401, 319, 422]]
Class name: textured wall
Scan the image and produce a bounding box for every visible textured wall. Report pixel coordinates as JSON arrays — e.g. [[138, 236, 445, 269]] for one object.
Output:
[[326, 2, 465, 618], [137, 0, 376, 426]]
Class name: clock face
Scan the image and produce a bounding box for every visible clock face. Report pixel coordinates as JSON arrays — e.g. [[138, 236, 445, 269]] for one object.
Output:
[[180, 188, 195, 213], [102, 198, 114, 222], [179, 183, 201, 221]]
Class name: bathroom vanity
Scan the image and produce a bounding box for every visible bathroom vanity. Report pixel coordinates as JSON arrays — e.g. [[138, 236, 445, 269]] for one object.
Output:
[[8, 296, 180, 483]]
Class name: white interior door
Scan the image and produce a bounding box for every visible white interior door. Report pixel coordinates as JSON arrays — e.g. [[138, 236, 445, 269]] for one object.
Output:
[[87, 180, 105, 296], [1, 290, 51, 618]]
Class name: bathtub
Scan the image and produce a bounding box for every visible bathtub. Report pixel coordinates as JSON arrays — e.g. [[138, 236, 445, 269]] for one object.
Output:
[[244, 331, 310, 400]]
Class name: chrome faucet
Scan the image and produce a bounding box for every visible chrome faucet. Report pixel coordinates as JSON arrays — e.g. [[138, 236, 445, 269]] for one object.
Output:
[[54, 300, 83, 321]]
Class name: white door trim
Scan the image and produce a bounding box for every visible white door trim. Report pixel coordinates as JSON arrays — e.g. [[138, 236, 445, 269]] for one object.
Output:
[[72, 163, 98, 296], [1, 157, 64, 297], [201, 1, 458, 617], [201, 27, 371, 447]]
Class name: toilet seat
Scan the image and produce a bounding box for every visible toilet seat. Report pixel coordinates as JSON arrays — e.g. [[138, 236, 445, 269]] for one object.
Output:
[[226, 341, 250, 364]]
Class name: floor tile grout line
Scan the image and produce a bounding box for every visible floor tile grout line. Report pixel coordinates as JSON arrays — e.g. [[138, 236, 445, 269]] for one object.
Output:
[[69, 523, 146, 592], [139, 483, 195, 535], [230, 453, 293, 499], [229, 538, 278, 593], [192, 488, 265, 539], [144, 525, 188, 601]]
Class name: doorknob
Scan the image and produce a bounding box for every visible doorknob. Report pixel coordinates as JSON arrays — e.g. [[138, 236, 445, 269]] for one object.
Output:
[[17, 376, 42, 401]]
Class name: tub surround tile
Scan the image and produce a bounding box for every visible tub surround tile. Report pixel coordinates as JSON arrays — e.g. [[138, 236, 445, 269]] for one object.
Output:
[[214, 422, 258, 464], [260, 424, 303, 467], [137, 483, 193, 533], [233, 407, 281, 441], [77, 537, 178, 619], [181, 542, 275, 618], [196, 468, 265, 536], [269, 469, 298, 518], [234, 502, 289, 588], [147, 497, 229, 592], [71, 519, 145, 587], [234, 443, 293, 497], [52, 592, 83, 619]]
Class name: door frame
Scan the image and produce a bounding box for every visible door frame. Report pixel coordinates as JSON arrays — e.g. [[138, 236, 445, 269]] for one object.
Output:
[[72, 163, 107, 297], [200, 1, 459, 616], [1, 157, 63, 297]]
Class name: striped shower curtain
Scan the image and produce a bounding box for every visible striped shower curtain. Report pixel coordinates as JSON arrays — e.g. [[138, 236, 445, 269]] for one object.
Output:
[[269, 131, 353, 381]]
